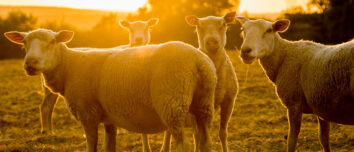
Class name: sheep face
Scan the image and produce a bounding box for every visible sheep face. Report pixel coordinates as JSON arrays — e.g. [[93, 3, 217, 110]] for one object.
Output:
[[120, 18, 159, 47], [186, 12, 236, 54], [4, 29, 74, 75], [237, 18, 290, 64]]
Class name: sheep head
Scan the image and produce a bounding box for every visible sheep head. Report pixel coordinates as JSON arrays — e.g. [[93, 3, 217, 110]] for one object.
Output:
[[236, 17, 290, 64], [5, 29, 74, 75], [120, 18, 159, 47], [186, 12, 236, 54]]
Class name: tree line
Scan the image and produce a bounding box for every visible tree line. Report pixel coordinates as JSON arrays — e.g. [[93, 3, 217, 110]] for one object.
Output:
[[0, 0, 352, 59]]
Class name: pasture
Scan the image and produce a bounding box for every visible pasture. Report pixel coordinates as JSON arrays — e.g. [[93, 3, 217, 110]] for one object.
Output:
[[0, 51, 353, 152]]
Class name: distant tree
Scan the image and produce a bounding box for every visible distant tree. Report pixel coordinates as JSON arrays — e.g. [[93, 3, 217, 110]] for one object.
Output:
[[282, 0, 353, 44], [323, 0, 354, 43], [0, 10, 37, 59], [41, 20, 76, 32], [307, 0, 330, 13], [85, 13, 127, 48], [281, 6, 305, 15], [0, 10, 37, 32]]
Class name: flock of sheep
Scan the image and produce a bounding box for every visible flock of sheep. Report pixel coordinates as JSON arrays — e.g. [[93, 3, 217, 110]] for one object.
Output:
[[3, 11, 354, 152]]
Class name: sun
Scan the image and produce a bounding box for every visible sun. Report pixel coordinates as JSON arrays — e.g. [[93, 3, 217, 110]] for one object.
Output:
[[0, 0, 147, 12]]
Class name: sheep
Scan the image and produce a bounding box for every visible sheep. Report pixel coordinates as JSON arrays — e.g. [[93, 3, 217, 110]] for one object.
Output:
[[236, 17, 354, 152], [4, 29, 216, 152], [119, 18, 159, 152], [38, 18, 159, 136], [119, 18, 159, 47], [155, 12, 239, 152]]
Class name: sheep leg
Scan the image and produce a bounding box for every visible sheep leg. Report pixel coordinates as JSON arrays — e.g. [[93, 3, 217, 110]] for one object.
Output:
[[104, 124, 117, 152], [317, 117, 330, 152], [219, 97, 235, 152], [142, 134, 151, 152], [287, 106, 302, 152], [195, 117, 212, 152], [193, 124, 200, 152], [40, 86, 58, 134], [171, 129, 191, 152], [160, 131, 172, 152], [83, 123, 99, 152]]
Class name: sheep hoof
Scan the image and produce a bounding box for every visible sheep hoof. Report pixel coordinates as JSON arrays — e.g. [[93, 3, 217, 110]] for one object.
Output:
[[41, 130, 53, 135]]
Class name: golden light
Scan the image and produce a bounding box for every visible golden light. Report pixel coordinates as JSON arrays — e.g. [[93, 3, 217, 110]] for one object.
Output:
[[0, 0, 147, 11], [238, 0, 309, 13]]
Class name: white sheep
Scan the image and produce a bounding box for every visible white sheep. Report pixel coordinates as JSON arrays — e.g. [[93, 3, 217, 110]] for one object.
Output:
[[119, 18, 160, 152], [5, 29, 216, 152], [236, 17, 354, 152], [119, 18, 159, 47], [38, 18, 159, 136], [156, 12, 239, 152]]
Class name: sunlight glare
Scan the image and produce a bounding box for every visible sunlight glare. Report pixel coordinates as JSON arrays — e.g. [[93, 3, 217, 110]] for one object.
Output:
[[239, 0, 308, 13], [0, 0, 147, 11]]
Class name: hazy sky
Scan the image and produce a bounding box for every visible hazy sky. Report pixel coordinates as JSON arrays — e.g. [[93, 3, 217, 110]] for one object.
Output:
[[0, 0, 146, 11], [239, 0, 308, 13], [0, 0, 309, 13]]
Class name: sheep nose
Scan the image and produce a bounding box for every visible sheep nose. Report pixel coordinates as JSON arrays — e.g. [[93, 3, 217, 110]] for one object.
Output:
[[135, 37, 143, 44], [25, 57, 39, 66], [241, 47, 252, 54], [206, 38, 218, 46]]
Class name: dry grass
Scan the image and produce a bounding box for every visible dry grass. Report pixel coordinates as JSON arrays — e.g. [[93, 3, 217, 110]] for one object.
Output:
[[0, 51, 353, 152]]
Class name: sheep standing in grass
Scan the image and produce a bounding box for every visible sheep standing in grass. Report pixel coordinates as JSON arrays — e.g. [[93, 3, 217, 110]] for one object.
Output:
[[38, 18, 159, 135], [153, 12, 239, 152], [119, 18, 159, 152], [236, 17, 354, 152], [5, 29, 216, 152]]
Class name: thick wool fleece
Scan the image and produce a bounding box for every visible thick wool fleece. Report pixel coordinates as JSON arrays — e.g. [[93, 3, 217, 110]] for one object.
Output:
[[260, 34, 354, 124], [43, 41, 217, 133]]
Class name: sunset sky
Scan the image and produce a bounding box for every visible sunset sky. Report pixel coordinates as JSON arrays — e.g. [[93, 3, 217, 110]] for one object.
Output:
[[0, 0, 309, 13]]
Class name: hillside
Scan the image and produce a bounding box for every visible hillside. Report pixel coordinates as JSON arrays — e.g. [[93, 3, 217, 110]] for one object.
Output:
[[0, 6, 129, 29]]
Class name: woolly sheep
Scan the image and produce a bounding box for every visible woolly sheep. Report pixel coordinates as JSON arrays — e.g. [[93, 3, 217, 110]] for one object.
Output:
[[183, 11, 239, 152], [5, 29, 217, 152], [236, 17, 354, 152], [154, 12, 239, 152], [38, 18, 159, 136], [119, 18, 159, 47]]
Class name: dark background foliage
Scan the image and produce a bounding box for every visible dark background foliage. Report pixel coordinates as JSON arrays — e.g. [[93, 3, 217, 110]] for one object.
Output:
[[0, 0, 353, 59]]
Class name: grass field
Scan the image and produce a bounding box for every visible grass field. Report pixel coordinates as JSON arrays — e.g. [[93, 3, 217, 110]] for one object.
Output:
[[0, 51, 353, 151]]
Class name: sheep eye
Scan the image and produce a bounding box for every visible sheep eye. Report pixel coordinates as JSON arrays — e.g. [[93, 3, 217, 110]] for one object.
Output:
[[266, 28, 272, 33]]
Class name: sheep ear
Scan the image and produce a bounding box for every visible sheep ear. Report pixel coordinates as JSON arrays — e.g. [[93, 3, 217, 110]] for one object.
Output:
[[119, 20, 130, 29], [273, 19, 290, 33], [4, 31, 26, 45], [55, 30, 74, 43], [185, 15, 199, 26], [224, 11, 236, 24], [147, 18, 159, 27], [236, 16, 249, 24]]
